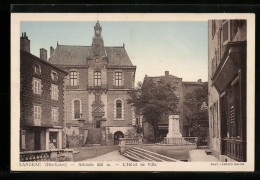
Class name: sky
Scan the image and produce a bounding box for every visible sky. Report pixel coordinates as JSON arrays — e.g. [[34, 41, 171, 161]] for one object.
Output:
[[20, 21, 208, 84]]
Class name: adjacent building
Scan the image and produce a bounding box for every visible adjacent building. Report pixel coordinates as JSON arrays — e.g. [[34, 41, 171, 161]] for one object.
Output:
[[208, 20, 247, 162], [20, 33, 67, 151], [48, 21, 137, 146], [143, 71, 207, 141]]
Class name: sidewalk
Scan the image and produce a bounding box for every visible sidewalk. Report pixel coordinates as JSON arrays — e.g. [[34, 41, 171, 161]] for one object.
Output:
[[80, 150, 131, 162], [189, 149, 219, 162]]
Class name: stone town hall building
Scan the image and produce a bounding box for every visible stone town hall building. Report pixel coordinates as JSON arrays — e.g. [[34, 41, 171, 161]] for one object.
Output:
[[49, 21, 137, 146]]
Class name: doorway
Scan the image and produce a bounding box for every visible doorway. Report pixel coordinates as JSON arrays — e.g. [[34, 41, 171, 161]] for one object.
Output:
[[34, 129, 41, 150], [94, 116, 101, 128], [114, 131, 124, 145]]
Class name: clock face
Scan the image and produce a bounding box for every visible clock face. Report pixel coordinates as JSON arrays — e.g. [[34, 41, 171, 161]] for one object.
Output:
[[96, 30, 100, 34], [95, 58, 100, 63]]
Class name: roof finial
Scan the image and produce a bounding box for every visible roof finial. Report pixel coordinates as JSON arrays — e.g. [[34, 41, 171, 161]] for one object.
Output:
[[123, 43, 125, 48], [57, 41, 59, 46]]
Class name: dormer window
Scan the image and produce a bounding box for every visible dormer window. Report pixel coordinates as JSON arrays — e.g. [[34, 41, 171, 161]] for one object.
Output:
[[94, 71, 101, 86], [51, 71, 58, 81], [34, 64, 41, 75]]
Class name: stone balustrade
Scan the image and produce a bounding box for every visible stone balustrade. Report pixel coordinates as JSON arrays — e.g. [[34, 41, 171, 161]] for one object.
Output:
[[157, 137, 198, 146], [118, 137, 143, 154], [20, 149, 74, 162]]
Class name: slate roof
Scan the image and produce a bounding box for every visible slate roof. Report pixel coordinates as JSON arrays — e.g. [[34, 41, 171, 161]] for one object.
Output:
[[48, 44, 133, 67]]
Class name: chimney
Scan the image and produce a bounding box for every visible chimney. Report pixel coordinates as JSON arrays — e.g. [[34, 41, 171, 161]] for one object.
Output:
[[20, 32, 30, 53], [198, 79, 202, 82], [50, 46, 54, 56], [40, 48, 47, 61], [165, 71, 169, 77]]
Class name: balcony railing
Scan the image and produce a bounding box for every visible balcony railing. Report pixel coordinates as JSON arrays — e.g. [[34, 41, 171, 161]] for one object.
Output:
[[157, 137, 198, 146], [222, 138, 246, 162], [20, 149, 74, 162]]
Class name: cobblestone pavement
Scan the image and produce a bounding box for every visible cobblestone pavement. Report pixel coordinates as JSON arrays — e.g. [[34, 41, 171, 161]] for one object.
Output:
[[80, 150, 131, 162], [189, 149, 220, 162]]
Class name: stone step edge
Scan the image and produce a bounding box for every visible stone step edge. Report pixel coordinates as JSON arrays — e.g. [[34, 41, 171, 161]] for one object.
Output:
[[123, 152, 143, 162], [132, 147, 181, 162], [129, 148, 167, 162], [126, 149, 155, 162]]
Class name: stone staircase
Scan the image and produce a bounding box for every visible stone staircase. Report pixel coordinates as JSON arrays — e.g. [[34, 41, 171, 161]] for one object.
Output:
[[122, 146, 181, 162]]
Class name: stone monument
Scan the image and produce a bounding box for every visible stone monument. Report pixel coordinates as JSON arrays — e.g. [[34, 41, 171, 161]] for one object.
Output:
[[166, 114, 182, 138]]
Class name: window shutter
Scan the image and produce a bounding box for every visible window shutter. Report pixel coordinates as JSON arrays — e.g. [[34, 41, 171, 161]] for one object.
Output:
[[131, 106, 135, 125], [101, 68, 107, 88], [77, 71, 80, 86], [223, 21, 229, 42], [121, 71, 124, 86], [113, 72, 115, 86], [88, 69, 93, 87], [21, 130, 26, 149]]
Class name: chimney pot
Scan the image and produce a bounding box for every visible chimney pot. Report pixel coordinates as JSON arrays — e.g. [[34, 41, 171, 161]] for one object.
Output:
[[165, 71, 169, 77], [20, 32, 30, 53], [50, 46, 54, 56], [40, 48, 47, 61], [198, 79, 202, 82]]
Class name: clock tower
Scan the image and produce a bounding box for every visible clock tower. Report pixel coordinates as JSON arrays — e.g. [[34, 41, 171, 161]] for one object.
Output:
[[91, 21, 106, 57]]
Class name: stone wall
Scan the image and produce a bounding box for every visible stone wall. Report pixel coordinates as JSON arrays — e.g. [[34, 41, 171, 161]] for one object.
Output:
[[20, 51, 66, 128]]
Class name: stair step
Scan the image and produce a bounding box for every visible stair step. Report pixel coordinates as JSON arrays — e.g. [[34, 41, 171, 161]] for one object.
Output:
[[122, 153, 141, 162], [126, 149, 154, 161], [129, 148, 166, 162], [131, 147, 180, 162]]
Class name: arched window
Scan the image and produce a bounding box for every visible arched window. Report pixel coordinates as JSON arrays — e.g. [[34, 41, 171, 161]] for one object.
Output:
[[94, 71, 101, 86], [74, 100, 80, 119], [116, 100, 122, 119]]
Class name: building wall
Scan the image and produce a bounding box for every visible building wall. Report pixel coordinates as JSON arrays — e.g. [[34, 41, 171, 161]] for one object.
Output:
[[20, 50, 66, 151], [20, 51, 66, 128], [208, 20, 223, 157], [208, 20, 247, 161], [64, 91, 89, 125], [106, 90, 134, 126]]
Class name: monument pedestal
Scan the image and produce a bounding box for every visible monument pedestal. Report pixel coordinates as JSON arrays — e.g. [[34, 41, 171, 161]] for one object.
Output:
[[166, 114, 182, 138]]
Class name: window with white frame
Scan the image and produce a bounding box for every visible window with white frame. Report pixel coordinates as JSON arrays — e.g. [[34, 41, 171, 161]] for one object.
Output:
[[70, 71, 78, 86], [51, 84, 58, 100], [51, 108, 58, 122], [33, 78, 41, 95], [34, 64, 41, 75], [34, 105, 41, 120], [94, 71, 101, 86], [114, 98, 124, 120], [51, 71, 58, 81], [115, 72, 122, 86]]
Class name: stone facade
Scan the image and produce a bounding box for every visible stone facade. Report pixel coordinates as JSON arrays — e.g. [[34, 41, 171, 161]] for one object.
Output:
[[208, 20, 247, 162], [143, 71, 207, 141], [48, 21, 137, 147], [20, 33, 67, 151]]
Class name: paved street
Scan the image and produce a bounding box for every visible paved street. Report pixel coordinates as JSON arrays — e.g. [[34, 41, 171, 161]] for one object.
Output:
[[189, 149, 219, 162], [80, 150, 131, 162]]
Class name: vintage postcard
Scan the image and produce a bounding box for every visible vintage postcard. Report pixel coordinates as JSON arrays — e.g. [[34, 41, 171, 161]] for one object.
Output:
[[11, 13, 255, 171]]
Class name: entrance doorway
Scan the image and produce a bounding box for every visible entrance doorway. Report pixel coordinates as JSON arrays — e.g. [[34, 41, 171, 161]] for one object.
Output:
[[94, 116, 101, 128], [34, 130, 41, 150], [114, 131, 124, 145], [49, 131, 58, 149]]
